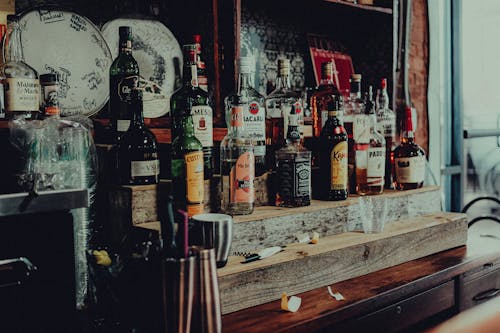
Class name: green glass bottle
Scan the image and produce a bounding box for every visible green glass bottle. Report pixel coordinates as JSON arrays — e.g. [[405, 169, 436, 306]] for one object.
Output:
[[171, 112, 205, 217], [170, 44, 213, 179], [118, 88, 159, 185], [109, 26, 140, 142]]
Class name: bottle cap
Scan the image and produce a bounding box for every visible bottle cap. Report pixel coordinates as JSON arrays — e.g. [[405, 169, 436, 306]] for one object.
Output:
[[278, 58, 290, 76], [381, 78, 387, 89], [119, 26, 132, 39], [40, 73, 59, 84], [193, 34, 202, 44], [350, 73, 362, 82], [239, 56, 253, 74], [183, 44, 197, 61]]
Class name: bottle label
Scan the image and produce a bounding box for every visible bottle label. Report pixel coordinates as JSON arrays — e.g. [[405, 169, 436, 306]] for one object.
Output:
[[321, 110, 329, 130], [353, 115, 370, 143], [131, 160, 159, 177], [294, 159, 311, 197], [377, 114, 395, 138], [367, 147, 385, 185], [4, 78, 40, 112], [191, 105, 213, 147], [395, 155, 426, 183], [117, 75, 139, 102], [117, 119, 130, 132], [230, 152, 254, 203], [185, 151, 204, 203], [198, 75, 208, 92], [331, 141, 348, 190], [41, 83, 58, 108], [231, 106, 243, 127], [243, 101, 265, 143]]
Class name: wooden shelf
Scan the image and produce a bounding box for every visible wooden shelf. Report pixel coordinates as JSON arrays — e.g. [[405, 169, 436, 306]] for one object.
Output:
[[323, 0, 393, 14]]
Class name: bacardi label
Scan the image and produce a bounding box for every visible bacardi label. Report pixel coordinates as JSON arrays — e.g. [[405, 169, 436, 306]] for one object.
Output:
[[243, 101, 265, 144], [191, 105, 213, 147], [4, 78, 40, 112], [395, 155, 426, 183], [131, 160, 159, 177], [117, 75, 139, 102], [367, 147, 385, 186], [230, 152, 254, 203], [331, 141, 348, 190]]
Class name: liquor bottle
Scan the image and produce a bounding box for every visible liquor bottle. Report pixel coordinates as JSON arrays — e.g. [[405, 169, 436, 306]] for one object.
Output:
[[1, 15, 40, 120], [171, 44, 213, 178], [118, 88, 159, 185], [40, 73, 60, 118], [225, 56, 266, 176], [344, 74, 364, 194], [319, 99, 348, 201], [310, 61, 343, 138], [220, 101, 254, 215], [193, 34, 208, 92], [275, 108, 311, 207], [171, 113, 204, 217], [355, 87, 385, 195], [393, 105, 426, 190], [265, 58, 302, 169], [376, 78, 396, 189], [110, 26, 140, 141]]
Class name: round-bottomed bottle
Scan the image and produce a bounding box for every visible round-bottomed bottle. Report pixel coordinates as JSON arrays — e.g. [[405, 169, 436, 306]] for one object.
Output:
[[220, 100, 255, 215], [275, 110, 311, 207], [1, 15, 40, 120], [171, 114, 205, 217], [118, 88, 159, 185], [393, 106, 426, 190], [319, 100, 348, 201]]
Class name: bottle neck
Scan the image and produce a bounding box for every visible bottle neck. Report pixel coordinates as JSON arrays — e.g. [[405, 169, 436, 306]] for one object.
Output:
[[119, 37, 132, 55], [328, 111, 343, 125], [276, 71, 291, 90], [350, 82, 361, 100], [402, 111, 415, 142], [131, 96, 145, 128], [183, 63, 199, 88], [182, 115, 196, 137], [319, 74, 334, 87], [229, 106, 245, 136], [286, 114, 301, 144], [237, 72, 252, 93], [378, 88, 390, 109], [5, 21, 24, 63]]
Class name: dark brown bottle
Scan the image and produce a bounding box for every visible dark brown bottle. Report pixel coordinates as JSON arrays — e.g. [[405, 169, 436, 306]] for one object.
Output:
[[393, 106, 426, 190], [319, 99, 348, 201]]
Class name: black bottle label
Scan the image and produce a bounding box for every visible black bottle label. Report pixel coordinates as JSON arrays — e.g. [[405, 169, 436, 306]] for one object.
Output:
[[117, 75, 139, 102], [294, 160, 311, 197]]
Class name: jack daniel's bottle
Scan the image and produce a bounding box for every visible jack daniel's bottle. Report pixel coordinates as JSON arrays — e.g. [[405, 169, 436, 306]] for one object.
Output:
[[110, 26, 139, 141]]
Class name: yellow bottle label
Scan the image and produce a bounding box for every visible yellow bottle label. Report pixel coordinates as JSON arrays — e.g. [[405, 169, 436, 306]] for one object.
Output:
[[185, 151, 204, 206], [331, 141, 348, 190]]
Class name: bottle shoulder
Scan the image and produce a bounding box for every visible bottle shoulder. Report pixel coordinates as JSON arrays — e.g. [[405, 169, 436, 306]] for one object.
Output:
[[2, 60, 39, 78], [110, 54, 139, 74], [172, 135, 203, 153], [393, 141, 426, 157]]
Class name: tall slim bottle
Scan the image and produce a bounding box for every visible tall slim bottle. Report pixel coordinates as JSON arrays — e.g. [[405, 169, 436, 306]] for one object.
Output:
[[393, 106, 426, 190], [225, 56, 266, 176], [220, 99, 254, 215], [376, 78, 396, 189], [344, 74, 364, 194], [118, 88, 159, 185], [171, 44, 213, 178], [355, 87, 385, 195], [171, 114, 204, 217], [1, 15, 40, 120], [109, 26, 140, 141], [265, 58, 302, 169], [319, 100, 348, 201]]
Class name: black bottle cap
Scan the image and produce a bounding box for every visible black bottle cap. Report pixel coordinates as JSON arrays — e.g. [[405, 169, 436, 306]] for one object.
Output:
[[119, 26, 132, 39], [40, 73, 59, 84]]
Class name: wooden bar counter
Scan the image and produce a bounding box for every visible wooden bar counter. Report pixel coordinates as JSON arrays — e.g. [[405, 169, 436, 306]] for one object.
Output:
[[222, 223, 500, 333]]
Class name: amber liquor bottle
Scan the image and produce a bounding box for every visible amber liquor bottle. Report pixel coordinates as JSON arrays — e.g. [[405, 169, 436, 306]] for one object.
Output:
[[393, 106, 426, 190], [319, 99, 348, 201]]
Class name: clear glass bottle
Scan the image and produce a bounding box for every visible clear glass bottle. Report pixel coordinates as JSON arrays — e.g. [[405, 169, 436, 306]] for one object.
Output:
[[193, 34, 208, 92], [355, 86, 386, 195], [310, 61, 343, 138], [225, 56, 266, 176], [171, 44, 213, 178], [376, 78, 396, 189], [344, 73, 364, 194], [171, 113, 204, 217], [118, 88, 159, 185], [265, 58, 302, 169], [393, 105, 426, 190], [1, 15, 40, 120], [319, 99, 348, 201], [109, 26, 140, 141], [275, 110, 311, 207], [220, 100, 255, 215]]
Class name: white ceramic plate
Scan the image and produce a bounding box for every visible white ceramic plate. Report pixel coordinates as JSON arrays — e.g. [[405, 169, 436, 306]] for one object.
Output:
[[102, 18, 182, 118], [19, 9, 112, 117]]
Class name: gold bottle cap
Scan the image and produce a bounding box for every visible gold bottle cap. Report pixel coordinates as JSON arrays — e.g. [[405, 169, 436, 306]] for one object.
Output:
[[350, 73, 362, 82]]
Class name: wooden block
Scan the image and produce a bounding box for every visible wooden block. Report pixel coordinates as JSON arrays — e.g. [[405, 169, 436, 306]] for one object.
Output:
[[217, 212, 468, 314]]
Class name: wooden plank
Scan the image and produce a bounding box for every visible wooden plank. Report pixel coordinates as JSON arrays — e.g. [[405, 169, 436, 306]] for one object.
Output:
[[217, 212, 468, 314], [222, 224, 500, 333]]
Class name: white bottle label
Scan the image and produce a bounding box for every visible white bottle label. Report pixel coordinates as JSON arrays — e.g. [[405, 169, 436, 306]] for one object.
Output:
[[395, 156, 426, 183], [353, 114, 370, 143], [243, 101, 265, 141], [131, 160, 160, 177], [377, 114, 396, 138], [191, 105, 213, 147], [4, 78, 40, 112], [367, 147, 385, 185], [117, 119, 130, 132]]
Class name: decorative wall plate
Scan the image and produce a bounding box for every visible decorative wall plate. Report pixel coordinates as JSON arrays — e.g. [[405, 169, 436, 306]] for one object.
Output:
[[19, 9, 112, 117], [102, 18, 182, 118]]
